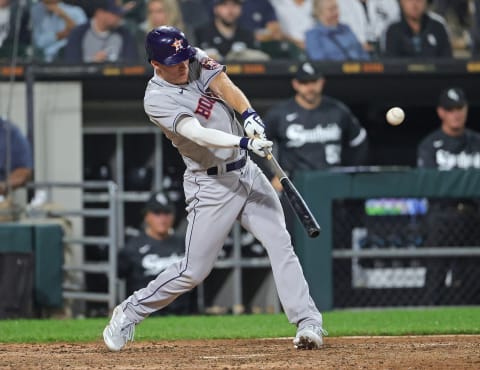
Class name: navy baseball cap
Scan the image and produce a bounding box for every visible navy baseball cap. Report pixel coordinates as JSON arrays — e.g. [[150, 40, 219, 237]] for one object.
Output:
[[97, 0, 125, 16], [144, 191, 175, 215], [438, 87, 467, 109], [295, 62, 324, 81]]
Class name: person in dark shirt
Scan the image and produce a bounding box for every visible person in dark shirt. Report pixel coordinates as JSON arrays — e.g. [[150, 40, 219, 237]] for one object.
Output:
[[260, 61, 368, 242], [118, 191, 193, 315], [264, 61, 368, 185], [63, 0, 138, 63], [0, 117, 33, 196], [238, 0, 282, 43], [194, 0, 258, 60], [418, 87, 480, 169], [0, 0, 30, 60], [473, 0, 480, 57], [417, 87, 480, 306], [382, 0, 452, 58]]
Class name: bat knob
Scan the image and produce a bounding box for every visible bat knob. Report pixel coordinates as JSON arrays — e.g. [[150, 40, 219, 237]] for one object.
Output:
[[308, 228, 320, 238]]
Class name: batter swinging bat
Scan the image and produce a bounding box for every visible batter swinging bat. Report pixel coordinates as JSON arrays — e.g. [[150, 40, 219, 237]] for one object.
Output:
[[265, 150, 321, 238]]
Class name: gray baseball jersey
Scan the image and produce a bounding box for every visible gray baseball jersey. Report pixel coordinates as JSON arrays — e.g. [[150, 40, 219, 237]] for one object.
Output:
[[121, 57, 322, 330], [144, 59, 244, 171]]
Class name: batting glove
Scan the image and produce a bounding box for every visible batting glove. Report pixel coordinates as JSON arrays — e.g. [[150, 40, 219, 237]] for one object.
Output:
[[242, 108, 266, 139], [239, 137, 273, 158]]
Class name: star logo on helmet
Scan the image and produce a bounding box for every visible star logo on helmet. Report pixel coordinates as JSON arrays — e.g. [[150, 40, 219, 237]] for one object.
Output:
[[171, 38, 183, 53]]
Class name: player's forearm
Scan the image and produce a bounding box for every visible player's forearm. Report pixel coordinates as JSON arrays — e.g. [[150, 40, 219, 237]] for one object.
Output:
[[177, 116, 242, 148], [8, 168, 32, 188], [0, 168, 32, 195], [209, 72, 251, 114]]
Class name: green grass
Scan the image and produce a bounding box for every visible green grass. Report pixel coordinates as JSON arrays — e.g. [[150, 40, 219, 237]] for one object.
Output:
[[0, 307, 478, 343]]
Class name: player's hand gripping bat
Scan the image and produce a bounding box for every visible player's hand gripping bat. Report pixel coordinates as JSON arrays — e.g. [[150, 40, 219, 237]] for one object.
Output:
[[264, 149, 321, 238]]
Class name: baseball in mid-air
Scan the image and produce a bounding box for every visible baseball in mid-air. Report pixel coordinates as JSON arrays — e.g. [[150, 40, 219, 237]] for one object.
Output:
[[386, 107, 405, 126]]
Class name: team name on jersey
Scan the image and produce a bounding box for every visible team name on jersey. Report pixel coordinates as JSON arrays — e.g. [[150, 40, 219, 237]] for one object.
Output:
[[286, 123, 341, 147], [436, 149, 480, 170], [195, 96, 217, 119], [142, 253, 183, 276]]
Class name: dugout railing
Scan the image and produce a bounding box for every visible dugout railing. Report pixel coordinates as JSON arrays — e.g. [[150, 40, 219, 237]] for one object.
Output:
[[23, 181, 119, 311]]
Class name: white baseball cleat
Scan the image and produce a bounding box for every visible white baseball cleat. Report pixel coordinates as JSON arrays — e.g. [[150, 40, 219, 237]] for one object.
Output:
[[103, 306, 136, 351], [293, 324, 327, 350]]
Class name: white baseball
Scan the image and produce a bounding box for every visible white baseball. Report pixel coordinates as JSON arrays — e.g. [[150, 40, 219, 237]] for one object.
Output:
[[386, 107, 405, 126]]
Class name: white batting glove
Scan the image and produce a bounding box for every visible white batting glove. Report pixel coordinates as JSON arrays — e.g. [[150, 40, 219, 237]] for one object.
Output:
[[239, 137, 273, 158], [242, 108, 266, 139]]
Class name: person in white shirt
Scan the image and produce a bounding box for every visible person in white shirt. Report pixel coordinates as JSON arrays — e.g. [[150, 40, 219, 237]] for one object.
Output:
[[337, 0, 400, 56], [268, 0, 314, 49]]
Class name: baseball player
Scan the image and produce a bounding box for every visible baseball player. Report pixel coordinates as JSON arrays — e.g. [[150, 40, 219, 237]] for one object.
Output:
[[417, 87, 480, 305], [118, 191, 193, 315], [417, 87, 480, 170], [264, 61, 368, 179], [103, 26, 325, 351]]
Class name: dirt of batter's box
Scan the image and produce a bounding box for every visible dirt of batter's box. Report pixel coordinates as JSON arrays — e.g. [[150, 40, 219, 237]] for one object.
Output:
[[0, 335, 479, 369]]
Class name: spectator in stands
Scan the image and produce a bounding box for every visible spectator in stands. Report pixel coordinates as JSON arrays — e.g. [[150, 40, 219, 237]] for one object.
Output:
[[269, 0, 315, 50], [433, 0, 470, 22], [195, 0, 268, 61], [0, 117, 32, 197], [0, 0, 30, 60], [240, 0, 308, 60], [417, 87, 480, 305], [472, 0, 480, 56], [263, 61, 368, 190], [64, 0, 96, 18], [337, 0, 400, 58], [119, 0, 146, 26], [31, 0, 87, 62], [432, 0, 471, 52], [145, 0, 185, 31], [238, 0, 282, 42], [136, 0, 190, 62], [305, 0, 370, 61], [382, 0, 452, 58], [178, 0, 211, 32], [118, 191, 193, 315], [66, 1, 138, 19], [182, 0, 283, 46], [63, 0, 138, 63]]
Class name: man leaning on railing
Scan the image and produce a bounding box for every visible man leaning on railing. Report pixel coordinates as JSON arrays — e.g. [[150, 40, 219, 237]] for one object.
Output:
[[0, 117, 33, 220]]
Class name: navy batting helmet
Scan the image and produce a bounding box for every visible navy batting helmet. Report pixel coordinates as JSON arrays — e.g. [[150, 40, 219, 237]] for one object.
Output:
[[145, 26, 196, 65]]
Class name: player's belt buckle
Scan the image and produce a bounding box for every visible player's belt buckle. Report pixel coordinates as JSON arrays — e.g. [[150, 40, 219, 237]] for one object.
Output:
[[206, 156, 246, 176]]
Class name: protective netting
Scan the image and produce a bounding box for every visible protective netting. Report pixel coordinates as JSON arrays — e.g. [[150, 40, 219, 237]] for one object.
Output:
[[332, 198, 480, 308]]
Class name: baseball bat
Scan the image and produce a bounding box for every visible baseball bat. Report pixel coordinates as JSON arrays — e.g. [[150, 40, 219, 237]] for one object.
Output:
[[265, 151, 321, 238]]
